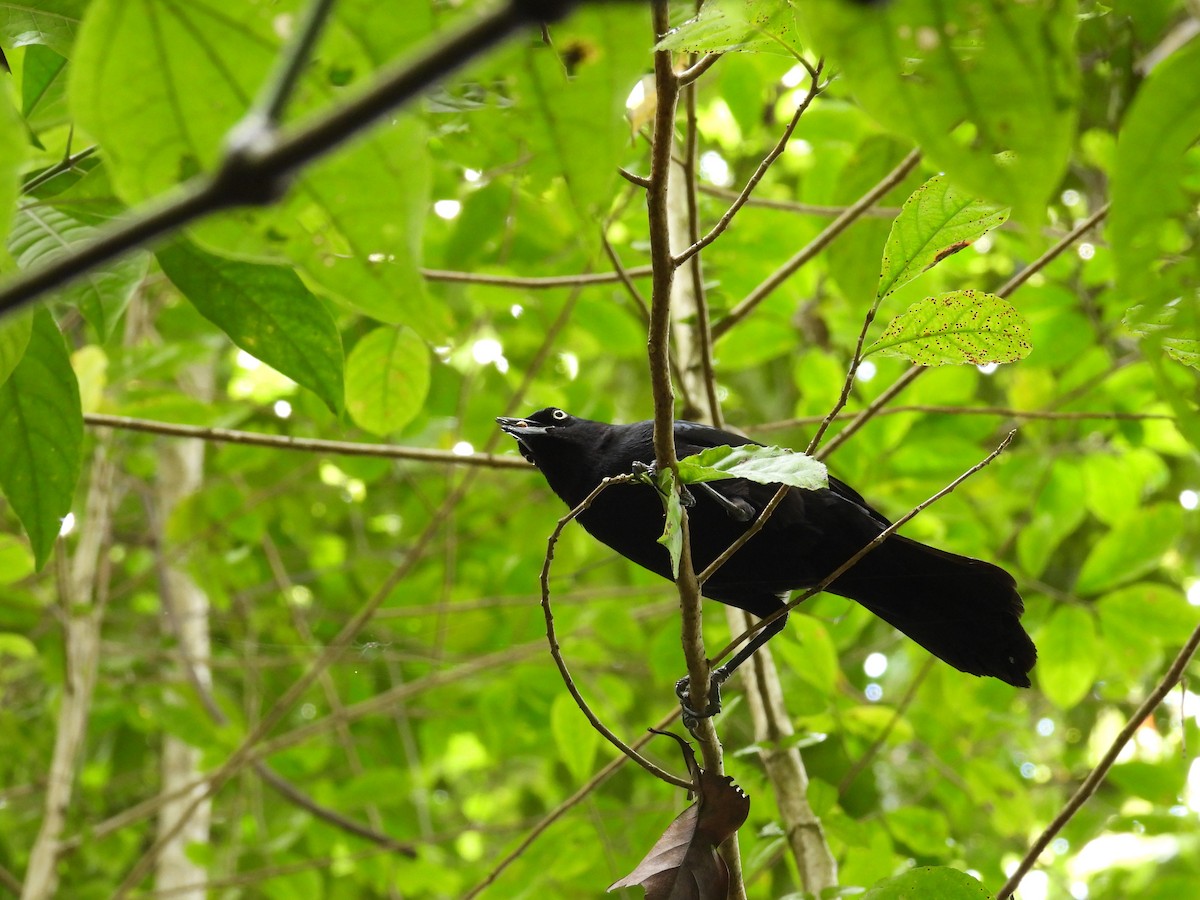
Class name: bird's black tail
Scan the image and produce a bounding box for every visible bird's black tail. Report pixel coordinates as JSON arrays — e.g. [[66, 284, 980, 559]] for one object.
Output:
[[829, 535, 1036, 687]]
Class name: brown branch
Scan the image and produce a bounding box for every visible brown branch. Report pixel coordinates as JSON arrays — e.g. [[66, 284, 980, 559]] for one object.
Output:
[[673, 60, 825, 268], [755, 405, 1173, 432], [83, 413, 528, 468], [995, 619, 1200, 900], [420, 265, 652, 289], [676, 51, 721, 85], [696, 183, 904, 219], [711, 149, 922, 340], [539, 474, 692, 789]]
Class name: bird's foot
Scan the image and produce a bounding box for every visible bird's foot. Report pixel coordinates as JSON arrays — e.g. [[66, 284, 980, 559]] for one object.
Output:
[[632, 460, 695, 507], [675, 666, 731, 731]]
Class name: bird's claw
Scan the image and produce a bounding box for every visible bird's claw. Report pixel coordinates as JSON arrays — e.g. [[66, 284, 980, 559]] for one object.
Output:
[[632, 460, 695, 507], [675, 667, 731, 731]]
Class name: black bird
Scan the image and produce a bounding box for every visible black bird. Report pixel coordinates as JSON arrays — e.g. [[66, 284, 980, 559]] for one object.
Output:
[[498, 408, 1036, 716]]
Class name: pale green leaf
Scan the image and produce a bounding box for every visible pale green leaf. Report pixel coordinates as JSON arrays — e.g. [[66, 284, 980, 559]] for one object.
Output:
[[0, 0, 87, 56], [1036, 605, 1100, 710], [877, 175, 1009, 300], [0, 311, 32, 386], [865, 291, 1032, 367], [1111, 40, 1200, 316], [802, 0, 1078, 223], [676, 444, 828, 490], [344, 326, 429, 436], [8, 204, 148, 339], [863, 866, 993, 900], [156, 240, 344, 415], [887, 807, 951, 859], [1076, 504, 1183, 596], [550, 692, 600, 783], [654, 466, 684, 579], [0, 632, 38, 659], [0, 307, 82, 570], [0, 79, 26, 251], [657, 0, 804, 56]]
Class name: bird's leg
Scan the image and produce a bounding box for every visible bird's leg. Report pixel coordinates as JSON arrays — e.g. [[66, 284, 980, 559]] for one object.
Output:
[[674, 607, 790, 727], [631, 459, 695, 507], [694, 482, 754, 522]]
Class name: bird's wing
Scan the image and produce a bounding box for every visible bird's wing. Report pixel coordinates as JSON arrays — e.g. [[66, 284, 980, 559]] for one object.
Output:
[[673, 420, 762, 453]]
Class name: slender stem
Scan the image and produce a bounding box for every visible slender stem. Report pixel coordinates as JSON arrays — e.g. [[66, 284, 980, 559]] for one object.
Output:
[[255, 0, 338, 124], [83, 413, 528, 468], [711, 149, 921, 340], [677, 52, 721, 85], [995, 618, 1200, 900], [21, 145, 99, 195], [540, 475, 692, 789], [673, 60, 825, 268]]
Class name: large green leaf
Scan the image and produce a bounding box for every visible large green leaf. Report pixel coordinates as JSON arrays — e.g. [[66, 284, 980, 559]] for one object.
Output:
[[656, 0, 804, 56], [521, 5, 650, 224], [863, 866, 993, 899], [1036, 604, 1100, 710], [157, 240, 344, 415], [865, 291, 1032, 366], [1075, 503, 1183, 596], [344, 326, 429, 435], [0, 311, 32, 385], [803, 0, 1078, 223], [1111, 40, 1200, 317], [8, 204, 148, 339], [0, 0, 88, 57], [69, 0, 275, 202], [877, 175, 1009, 300], [0, 307, 82, 570], [676, 444, 828, 490], [550, 692, 599, 783]]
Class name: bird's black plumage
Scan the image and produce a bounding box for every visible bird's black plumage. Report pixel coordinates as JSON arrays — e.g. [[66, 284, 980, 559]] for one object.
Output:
[[498, 408, 1036, 697]]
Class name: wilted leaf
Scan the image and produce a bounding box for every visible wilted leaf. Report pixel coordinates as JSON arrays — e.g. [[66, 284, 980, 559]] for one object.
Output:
[[863, 866, 994, 899], [877, 175, 1009, 300], [676, 444, 828, 490], [865, 291, 1031, 367], [654, 467, 685, 580], [609, 731, 750, 899]]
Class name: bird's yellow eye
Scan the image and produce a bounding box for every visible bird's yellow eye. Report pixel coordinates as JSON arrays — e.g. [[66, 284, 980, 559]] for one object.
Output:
[[552, 409, 568, 420]]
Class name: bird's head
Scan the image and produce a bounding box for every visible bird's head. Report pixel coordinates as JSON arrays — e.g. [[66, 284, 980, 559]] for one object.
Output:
[[496, 407, 579, 464]]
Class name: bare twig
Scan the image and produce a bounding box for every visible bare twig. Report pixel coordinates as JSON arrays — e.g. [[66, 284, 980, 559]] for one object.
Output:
[[995, 620, 1200, 900], [83, 413, 528, 468], [711, 149, 922, 340], [755, 405, 1173, 432], [540, 474, 692, 789], [676, 51, 721, 85], [673, 60, 825, 268], [420, 265, 653, 289]]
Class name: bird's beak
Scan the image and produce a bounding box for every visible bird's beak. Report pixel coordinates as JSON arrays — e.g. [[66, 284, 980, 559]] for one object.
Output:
[[496, 416, 553, 437]]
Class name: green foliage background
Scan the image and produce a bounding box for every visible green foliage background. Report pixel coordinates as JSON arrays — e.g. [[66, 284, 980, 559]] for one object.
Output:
[[0, 0, 1199, 897]]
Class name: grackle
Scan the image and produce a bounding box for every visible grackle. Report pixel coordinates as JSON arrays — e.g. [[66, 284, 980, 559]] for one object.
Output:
[[498, 408, 1036, 718]]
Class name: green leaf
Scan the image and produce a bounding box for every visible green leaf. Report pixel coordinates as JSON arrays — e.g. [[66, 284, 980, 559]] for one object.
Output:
[[0, 311, 32, 386], [550, 692, 600, 783], [877, 175, 1009, 300], [344, 326, 429, 435], [0, 78, 26, 251], [0, 307, 83, 570], [657, 0, 804, 56], [0, 0, 88, 57], [9, 204, 148, 340], [676, 444, 828, 490], [1036, 605, 1100, 710], [802, 0, 1078, 223], [654, 466, 684, 579], [887, 807, 951, 859], [865, 291, 1032, 367], [1111, 40, 1200, 316], [0, 632, 37, 659], [157, 241, 344, 415], [522, 5, 650, 224], [1100, 584, 1199, 652], [1016, 459, 1085, 578], [1075, 504, 1183, 596], [863, 866, 993, 899], [69, 0, 275, 202], [20, 43, 69, 131]]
